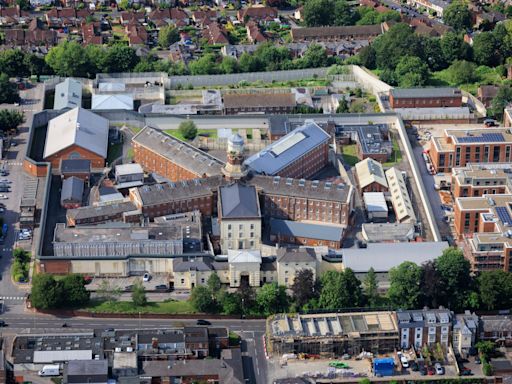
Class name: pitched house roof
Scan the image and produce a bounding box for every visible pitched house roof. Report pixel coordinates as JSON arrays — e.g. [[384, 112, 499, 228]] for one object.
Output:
[[44, 107, 109, 159], [219, 183, 260, 218], [61, 176, 84, 204], [355, 158, 388, 189], [92, 94, 133, 110], [237, 6, 277, 22], [271, 219, 344, 242]]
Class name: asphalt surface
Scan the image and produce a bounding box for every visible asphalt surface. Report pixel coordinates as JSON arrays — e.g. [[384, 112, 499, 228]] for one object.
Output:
[[0, 84, 43, 307]]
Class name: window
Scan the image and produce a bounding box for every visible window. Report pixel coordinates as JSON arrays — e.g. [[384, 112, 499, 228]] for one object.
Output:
[[228, 224, 232, 230], [201, 278, 205, 283], [181, 279, 185, 284], [239, 224, 243, 230], [250, 224, 255, 230]]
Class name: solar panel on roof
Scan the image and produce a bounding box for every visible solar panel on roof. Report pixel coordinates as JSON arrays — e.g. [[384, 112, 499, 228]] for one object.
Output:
[[496, 206, 512, 226], [458, 133, 505, 143]]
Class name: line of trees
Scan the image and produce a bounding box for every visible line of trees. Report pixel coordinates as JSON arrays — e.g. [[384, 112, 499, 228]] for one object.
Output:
[[190, 248, 512, 316], [31, 273, 90, 310]]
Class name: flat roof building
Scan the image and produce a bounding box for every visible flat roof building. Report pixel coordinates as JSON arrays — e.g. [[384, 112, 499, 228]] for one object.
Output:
[[245, 121, 330, 178], [451, 163, 510, 199], [223, 93, 296, 115], [269, 311, 399, 356], [363, 192, 388, 222]]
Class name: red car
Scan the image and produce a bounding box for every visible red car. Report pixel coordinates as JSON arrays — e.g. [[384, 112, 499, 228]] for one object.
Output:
[[427, 366, 436, 375]]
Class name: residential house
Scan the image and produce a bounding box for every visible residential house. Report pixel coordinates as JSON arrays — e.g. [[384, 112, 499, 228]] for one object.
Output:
[[192, 9, 218, 27], [246, 21, 267, 43], [148, 8, 189, 28], [126, 23, 149, 46], [81, 21, 104, 45], [0, 6, 31, 26], [237, 6, 278, 23], [5, 18, 57, 48], [119, 11, 145, 25], [452, 311, 479, 356], [45, 8, 92, 28], [479, 316, 512, 346], [396, 309, 453, 349], [202, 22, 229, 45]]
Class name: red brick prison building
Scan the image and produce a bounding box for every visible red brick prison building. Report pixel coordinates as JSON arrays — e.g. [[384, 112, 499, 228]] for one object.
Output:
[[389, 87, 462, 109]]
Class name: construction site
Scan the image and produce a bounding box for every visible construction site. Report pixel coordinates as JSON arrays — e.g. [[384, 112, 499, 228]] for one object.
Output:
[[267, 312, 400, 357]]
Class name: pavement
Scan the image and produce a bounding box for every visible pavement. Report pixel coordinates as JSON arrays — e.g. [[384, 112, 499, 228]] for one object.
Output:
[[146, 115, 269, 130]]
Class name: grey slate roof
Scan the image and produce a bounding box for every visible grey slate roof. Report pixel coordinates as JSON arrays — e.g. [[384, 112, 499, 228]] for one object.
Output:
[[67, 201, 138, 221], [276, 247, 316, 263], [270, 219, 344, 242], [66, 359, 108, 376], [54, 78, 82, 110], [219, 183, 260, 219], [60, 159, 91, 174], [173, 257, 213, 272], [390, 87, 461, 99], [244, 121, 330, 175], [342, 241, 449, 272], [61, 176, 84, 204], [132, 126, 224, 178]]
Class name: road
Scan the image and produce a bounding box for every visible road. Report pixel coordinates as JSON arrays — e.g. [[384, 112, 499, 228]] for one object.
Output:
[[0, 84, 43, 310], [1, 313, 269, 384]]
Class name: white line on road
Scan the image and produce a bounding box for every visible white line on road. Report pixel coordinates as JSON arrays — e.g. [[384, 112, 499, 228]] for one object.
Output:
[[0, 296, 24, 300]]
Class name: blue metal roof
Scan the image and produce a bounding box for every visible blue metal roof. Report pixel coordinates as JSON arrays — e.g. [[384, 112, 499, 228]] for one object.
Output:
[[270, 219, 343, 242], [244, 122, 330, 175]]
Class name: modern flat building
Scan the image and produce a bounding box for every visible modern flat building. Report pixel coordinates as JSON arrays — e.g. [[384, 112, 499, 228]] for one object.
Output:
[[132, 126, 224, 182], [268, 311, 399, 356], [451, 164, 510, 198], [396, 309, 452, 349], [244, 121, 330, 179], [430, 129, 512, 173], [43, 107, 109, 168], [455, 194, 512, 272], [389, 87, 462, 109], [355, 158, 388, 193]]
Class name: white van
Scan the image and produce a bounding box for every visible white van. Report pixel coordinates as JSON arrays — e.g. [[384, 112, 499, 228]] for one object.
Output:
[[38, 364, 60, 376]]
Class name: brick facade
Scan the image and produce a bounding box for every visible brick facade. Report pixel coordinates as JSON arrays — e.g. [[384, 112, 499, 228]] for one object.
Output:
[[274, 142, 329, 179], [389, 94, 462, 109], [270, 233, 341, 248], [44, 145, 105, 169]]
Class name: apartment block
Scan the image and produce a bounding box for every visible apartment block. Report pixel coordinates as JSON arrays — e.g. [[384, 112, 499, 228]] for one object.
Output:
[[452, 164, 510, 198], [430, 129, 512, 173], [396, 309, 452, 349], [455, 194, 512, 272]]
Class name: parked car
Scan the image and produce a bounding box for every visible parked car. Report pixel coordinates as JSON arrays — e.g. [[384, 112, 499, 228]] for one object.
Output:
[[397, 352, 409, 368], [124, 285, 134, 291], [435, 363, 445, 375], [460, 368, 473, 376], [0, 179, 11, 184], [475, 356, 481, 364], [427, 366, 435, 375], [0, 320, 5, 327], [155, 284, 168, 291], [410, 361, 419, 371], [143, 273, 151, 282], [419, 366, 427, 376], [0, 171, 9, 176], [196, 319, 211, 326]]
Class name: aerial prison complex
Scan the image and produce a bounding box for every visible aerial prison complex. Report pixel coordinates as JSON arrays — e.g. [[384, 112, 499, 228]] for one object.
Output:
[[26, 97, 440, 290]]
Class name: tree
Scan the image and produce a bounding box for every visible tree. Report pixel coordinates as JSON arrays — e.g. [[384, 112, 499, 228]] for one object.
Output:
[[472, 32, 500, 66], [394, 55, 430, 87], [336, 97, 349, 113], [291, 269, 316, 309], [363, 267, 379, 307], [303, 0, 334, 26], [476, 340, 496, 360], [13, 248, 30, 263], [239, 52, 262, 72], [435, 248, 471, 311], [30, 274, 62, 309], [421, 37, 447, 71], [334, 0, 355, 26], [23, 53, 50, 80], [446, 60, 478, 84], [220, 56, 239, 74], [189, 53, 220, 75], [477, 270, 512, 310], [419, 261, 444, 308], [388, 261, 422, 309], [61, 274, 90, 307], [0, 74, 19, 104], [358, 45, 376, 69], [237, 280, 256, 316], [372, 23, 421, 69], [97, 279, 122, 303], [132, 281, 147, 306], [318, 270, 363, 309], [158, 25, 179, 48], [0, 50, 28, 77], [178, 120, 198, 140], [440, 31, 471, 63], [219, 291, 241, 314], [443, 0, 472, 31], [0, 110, 25, 134], [256, 283, 288, 316], [45, 41, 92, 77], [490, 85, 512, 120], [207, 273, 222, 299], [16, 0, 31, 10], [100, 45, 140, 73]]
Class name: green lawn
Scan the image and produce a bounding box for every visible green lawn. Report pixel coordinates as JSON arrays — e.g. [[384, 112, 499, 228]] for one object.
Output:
[[342, 144, 359, 166], [84, 299, 196, 314], [107, 142, 123, 164], [383, 138, 403, 167], [164, 129, 218, 141]]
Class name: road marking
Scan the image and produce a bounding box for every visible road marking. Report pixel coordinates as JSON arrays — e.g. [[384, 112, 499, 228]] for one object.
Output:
[[2, 248, 12, 252], [5, 162, 22, 166], [0, 296, 25, 300]]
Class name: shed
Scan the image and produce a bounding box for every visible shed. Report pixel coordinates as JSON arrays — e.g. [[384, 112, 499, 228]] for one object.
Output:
[[363, 192, 388, 221], [373, 357, 395, 377], [54, 78, 82, 110], [92, 94, 134, 110], [61, 176, 84, 209]]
